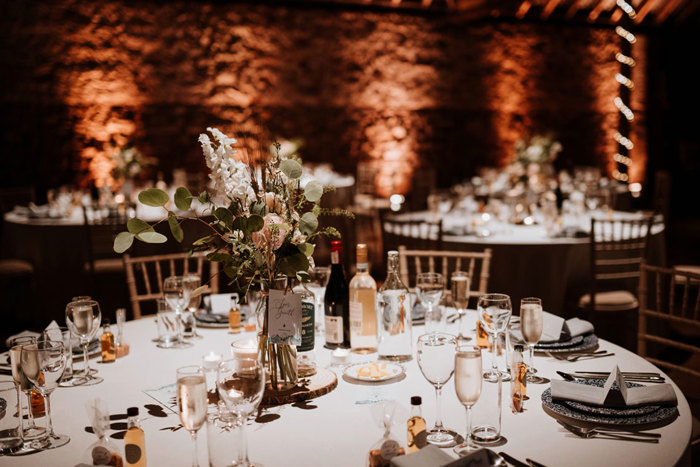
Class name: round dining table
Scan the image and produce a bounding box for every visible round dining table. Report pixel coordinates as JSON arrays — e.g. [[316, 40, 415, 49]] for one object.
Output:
[[0, 313, 691, 467], [387, 209, 666, 318]]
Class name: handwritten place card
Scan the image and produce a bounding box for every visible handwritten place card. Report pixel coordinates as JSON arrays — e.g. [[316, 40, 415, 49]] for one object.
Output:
[[267, 289, 302, 345]]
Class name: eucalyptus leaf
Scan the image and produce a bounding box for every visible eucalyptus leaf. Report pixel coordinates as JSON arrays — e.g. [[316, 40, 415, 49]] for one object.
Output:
[[298, 242, 314, 257], [250, 201, 268, 217], [136, 231, 168, 244], [168, 215, 184, 243], [214, 207, 234, 228], [232, 217, 246, 232], [254, 251, 265, 268], [174, 187, 192, 211], [198, 191, 210, 204], [193, 235, 215, 246], [286, 253, 310, 273], [207, 252, 231, 262], [113, 232, 134, 253], [299, 212, 318, 235], [127, 218, 153, 234], [246, 214, 264, 233], [138, 188, 169, 207], [280, 159, 302, 179], [304, 180, 323, 202]]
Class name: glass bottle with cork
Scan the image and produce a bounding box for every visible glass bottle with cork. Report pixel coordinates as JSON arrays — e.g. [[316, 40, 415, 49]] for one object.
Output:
[[124, 407, 146, 467], [292, 277, 317, 377], [349, 243, 378, 354], [324, 240, 350, 349], [100, 321, 116, 364], [377, 251, 412, 362], [406, 396, 426, 453]]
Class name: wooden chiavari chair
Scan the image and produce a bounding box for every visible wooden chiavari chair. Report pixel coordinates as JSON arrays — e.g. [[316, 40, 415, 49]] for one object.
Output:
[[123, 252, 219, 319]]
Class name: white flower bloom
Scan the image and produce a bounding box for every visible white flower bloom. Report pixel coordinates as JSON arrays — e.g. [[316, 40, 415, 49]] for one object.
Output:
[[199, 127, 255, 204]]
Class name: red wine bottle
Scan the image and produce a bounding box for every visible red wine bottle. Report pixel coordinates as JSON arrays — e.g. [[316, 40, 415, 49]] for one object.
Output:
[[324, 240, 350, 349]]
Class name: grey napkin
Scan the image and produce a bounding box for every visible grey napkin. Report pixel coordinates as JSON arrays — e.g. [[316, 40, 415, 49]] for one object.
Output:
[[551, 365, 677, 407], [390, 445, 455, 467], [512, 312, 594, 343]]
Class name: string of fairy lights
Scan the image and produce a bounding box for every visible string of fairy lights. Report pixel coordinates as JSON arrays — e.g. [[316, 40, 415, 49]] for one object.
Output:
[[612, 0, 637, 183]]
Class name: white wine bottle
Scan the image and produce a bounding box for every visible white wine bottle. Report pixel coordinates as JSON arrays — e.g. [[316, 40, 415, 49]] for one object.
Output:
[[349, 244, 377, 354]]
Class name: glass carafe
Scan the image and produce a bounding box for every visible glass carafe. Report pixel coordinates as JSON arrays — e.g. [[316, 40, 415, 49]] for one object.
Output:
[[377, 251, 412, 362]]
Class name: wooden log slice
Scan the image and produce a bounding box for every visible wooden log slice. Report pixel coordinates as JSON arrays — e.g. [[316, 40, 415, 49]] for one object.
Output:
[[262, 368, 337, 405]]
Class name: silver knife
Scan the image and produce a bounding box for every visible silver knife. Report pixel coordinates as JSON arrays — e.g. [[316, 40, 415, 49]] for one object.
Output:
[[526, 458, 547, 467], [498, 451, 530, 467]]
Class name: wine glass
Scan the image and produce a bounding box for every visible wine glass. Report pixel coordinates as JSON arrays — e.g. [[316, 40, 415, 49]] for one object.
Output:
[[20, 339, 70, 449], [65, 299, 103, 385], [70, 296, 97, 376], [450, 271, 470, 340], [453, 345, 483, 456], [520, 297, 543, 382], [308, 266, 331, 334], [478, 293, 512, 383], [184, 274, 203, 339], [177, 366, 208, 467], [416, 272, 445, 333], [416, 333, 459, 447], [8, 336, 46, 442], [163, 275, 193, 349], [216, 358, 265, 467]]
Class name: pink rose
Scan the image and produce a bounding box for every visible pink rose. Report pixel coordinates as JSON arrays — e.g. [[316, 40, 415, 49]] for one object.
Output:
[[252, 214, 289, 251]]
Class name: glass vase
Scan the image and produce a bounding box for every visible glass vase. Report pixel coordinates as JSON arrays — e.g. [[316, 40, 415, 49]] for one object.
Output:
[[256, 276, 298, 392]]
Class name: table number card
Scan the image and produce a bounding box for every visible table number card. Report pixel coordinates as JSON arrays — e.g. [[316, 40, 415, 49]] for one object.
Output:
[[267, 289, 302, 345]]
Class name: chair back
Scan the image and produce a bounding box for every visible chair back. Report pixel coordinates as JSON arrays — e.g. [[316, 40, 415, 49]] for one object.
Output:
[[83, 203, 132, 279], [123, 252, 219, 319], [587, 216, 653, 311], [638, 262, 700, 380], [382, 217, 443, 254], [398, 247, 492, 303]]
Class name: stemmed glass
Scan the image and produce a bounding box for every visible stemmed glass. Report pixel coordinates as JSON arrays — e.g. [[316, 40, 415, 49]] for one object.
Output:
[[177, 366, 208, 467], [520, 297, 543, 382], [416, 273, 445, 333], [20, 339, 70, 449], [216, 358, 265, 467], [453, 345, 483, 456], [8, 336, 46, 442], [451, 271, 470, 340], [416, 333, 459, 447], [307, 266, 331, 334], [163, 275, 193, 349], [65, 299, 103, 385], [478, 293, 512, 383], [69, 296, 98, 377], [184, 274, 204, 339]]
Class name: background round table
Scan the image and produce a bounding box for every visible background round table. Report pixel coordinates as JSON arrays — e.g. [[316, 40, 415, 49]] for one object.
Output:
[[0, 314, 690, 466]]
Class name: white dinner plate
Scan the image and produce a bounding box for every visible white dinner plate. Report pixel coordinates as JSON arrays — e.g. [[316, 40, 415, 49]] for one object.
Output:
[[343, 361, 404, 382]]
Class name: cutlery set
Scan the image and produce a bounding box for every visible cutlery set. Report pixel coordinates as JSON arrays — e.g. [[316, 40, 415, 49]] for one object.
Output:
[[556, 370, 666, 383], [557, 420, 660, 443], [546, 350, 614, 362]]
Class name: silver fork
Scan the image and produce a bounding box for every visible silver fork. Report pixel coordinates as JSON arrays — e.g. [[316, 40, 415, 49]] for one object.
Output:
[[558, 421, 660, 443]]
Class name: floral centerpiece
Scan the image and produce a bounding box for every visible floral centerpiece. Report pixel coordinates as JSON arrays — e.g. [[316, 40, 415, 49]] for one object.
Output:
[[506, 133, 562, 193], [111, 146, 156, 194], [113, 128, 346, 390]]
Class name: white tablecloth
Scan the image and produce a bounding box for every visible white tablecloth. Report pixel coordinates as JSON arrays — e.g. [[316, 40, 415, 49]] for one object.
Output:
[[0, 314, 691, 467]]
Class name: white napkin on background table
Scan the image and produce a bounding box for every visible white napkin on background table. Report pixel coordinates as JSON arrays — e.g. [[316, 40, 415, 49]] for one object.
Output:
[[5, 320, 62, 348], [551, 365, 677, 407], [513, 311, 594, 343]]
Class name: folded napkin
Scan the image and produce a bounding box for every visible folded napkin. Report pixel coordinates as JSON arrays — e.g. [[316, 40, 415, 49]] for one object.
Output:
[[390, 445, 454, 467], [512, 311, 594, 343], [551, 365, 677, 408], [5, 321, 66, 348]]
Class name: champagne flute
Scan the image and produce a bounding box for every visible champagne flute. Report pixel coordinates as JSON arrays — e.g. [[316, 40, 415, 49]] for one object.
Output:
[[177, 366, 208, 467], [217, 358, 265, 467], [184, 274, 203, 339], [308, 266, 331, 334], [478, 294, 512, 383], [65, 299, 103, 385], [8, 336, 46, 441], [451, 271, 471, 340], [453, 345, 483, 456], [416, 332, 459, 447], [69, 296, 98, 376], [20, 339, 70, 449], [416, 272, 445, 333], [163, 275, 193, 349], [520, 297, 543, 381]]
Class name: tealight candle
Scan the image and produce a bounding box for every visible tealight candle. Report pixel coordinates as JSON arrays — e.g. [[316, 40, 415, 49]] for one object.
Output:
[[202, 351, 223, 371], [230, 338, 258, 361], [331, 347, 351, 366]]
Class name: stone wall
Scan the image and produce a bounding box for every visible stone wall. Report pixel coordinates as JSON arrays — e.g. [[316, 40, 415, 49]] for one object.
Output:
[[0, 1, 647, 197]]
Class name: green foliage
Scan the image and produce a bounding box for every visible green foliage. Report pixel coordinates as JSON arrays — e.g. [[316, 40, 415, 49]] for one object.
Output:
[[136, 231, 168, 243], [214, 207, 233, 229], [138, 188, 169, 207], [299, 212, 318, 235], [127, 218, 153, 234], [168, 213, 184, 243], [246, 214, 264, 233], [303, 180, 323, 202], [280, 159, 302, 179], [114, 232, 134, 253], [174, 187, 193, 211]]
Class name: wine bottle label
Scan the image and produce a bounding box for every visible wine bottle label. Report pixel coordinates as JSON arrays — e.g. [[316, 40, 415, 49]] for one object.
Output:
[[298, 301, 315, 352], [325, 315, 343, 344], [349, 301, 363, 333], [331, 251, 339, 264]]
